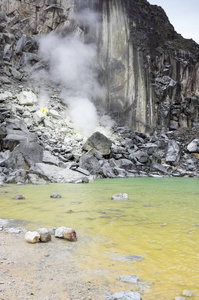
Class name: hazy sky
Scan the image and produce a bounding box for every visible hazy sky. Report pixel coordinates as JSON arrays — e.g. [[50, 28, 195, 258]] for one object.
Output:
[[148, 0, 199, 44]]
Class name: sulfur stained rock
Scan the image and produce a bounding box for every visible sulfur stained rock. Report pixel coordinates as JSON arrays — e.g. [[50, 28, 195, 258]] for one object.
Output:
[[55, 226, 77, 241], [63, 228, 77, 242], [25, 231, 40, 243]]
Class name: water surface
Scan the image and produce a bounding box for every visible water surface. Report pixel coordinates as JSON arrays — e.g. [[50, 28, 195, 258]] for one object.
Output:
[[1, 178, 199, 299]]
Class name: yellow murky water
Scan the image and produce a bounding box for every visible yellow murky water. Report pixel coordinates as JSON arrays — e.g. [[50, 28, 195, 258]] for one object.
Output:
[[0, 178, 199, 299]]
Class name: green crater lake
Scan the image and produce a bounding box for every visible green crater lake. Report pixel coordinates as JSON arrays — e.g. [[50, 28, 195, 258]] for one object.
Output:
[[1, 177, 199, 299]]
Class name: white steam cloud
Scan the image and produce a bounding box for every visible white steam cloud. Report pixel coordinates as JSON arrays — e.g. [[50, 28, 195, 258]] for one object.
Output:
[[34, 19, 103, 136]]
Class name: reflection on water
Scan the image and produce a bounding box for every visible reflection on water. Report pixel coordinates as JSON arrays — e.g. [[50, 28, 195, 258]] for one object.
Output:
[[1, 178, 199, 299]]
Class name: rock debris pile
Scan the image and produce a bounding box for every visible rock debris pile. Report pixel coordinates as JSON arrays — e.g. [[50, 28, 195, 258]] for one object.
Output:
[[0, 85, 199, 183]]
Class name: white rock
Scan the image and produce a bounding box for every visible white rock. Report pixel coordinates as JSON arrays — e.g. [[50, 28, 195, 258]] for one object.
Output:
[[33, 110, 45, 124], [0, 91, 12, 102], [17, 91, 38, 106], [182, 289, 193, 297], [48, 109, 61, 119], [187, 139, 199, 153], [55, 226, 67, 238], [25, 231, 40, 243]]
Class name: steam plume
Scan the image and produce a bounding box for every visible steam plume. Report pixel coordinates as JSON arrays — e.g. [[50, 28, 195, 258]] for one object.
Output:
[[33, 6, 103, 136]]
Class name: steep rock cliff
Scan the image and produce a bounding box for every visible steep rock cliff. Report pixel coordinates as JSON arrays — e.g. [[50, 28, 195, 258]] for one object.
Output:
[[0, 0, 199, 133], [96, 0, 199, 132]]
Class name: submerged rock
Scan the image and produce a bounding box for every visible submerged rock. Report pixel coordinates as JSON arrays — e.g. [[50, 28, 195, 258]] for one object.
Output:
[[50, 193, 62, 198], [116, 274, 139, 284], [108, 290, 142, 300], [13, 194, 25, 200], [111, 193, 129, 201], [182, 289, 193, 297]]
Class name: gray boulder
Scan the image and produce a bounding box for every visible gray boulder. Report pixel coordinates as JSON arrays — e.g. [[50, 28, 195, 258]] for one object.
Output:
[[101, 162, 116, 178], [5, 169, 26, 184], [166, 140, 180, 166], [6, 141, 43, 170], [108, 291, 142, 300], [112, 158, 134, 170], [79, 154, 101, 175], [150, 162, 168, 174], [83, 132, 112, 155], [27, 173, 48, 185], [31, 163, 93, 183], [187, 139, 199, 153], [130, 150, 149, 164], [42, 150, 60, 166]]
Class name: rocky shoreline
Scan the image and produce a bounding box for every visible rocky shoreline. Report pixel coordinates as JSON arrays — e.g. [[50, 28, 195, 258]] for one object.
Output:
[[0, 218, 195, 300], [0, 80, 199, 185]]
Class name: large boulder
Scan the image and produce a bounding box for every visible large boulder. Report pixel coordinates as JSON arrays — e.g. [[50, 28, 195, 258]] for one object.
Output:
[[5, 141, 44, 169], [31, 163, 93, 183], [79, 154, 101, 175], [83, 132, 112, 155]]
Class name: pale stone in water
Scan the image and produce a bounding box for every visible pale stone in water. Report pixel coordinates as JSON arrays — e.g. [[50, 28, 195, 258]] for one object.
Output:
[[108, 290, 142, 300], [25, 231, 40, 243], [182, 289, 193, 297], [111, 193, 129, 201], [116, 274, 139, 284]]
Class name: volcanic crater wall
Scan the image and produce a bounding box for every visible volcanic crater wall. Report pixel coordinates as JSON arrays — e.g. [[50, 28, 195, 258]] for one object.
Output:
[[0, 0, 199, 133]]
